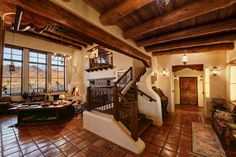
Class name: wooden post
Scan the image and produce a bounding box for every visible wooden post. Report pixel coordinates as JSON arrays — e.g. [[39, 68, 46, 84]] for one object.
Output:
[[87, 87, 91, 111], [131, 102, 138, 141], [113, 84, 119, 121], [0, 18, 6, 98]]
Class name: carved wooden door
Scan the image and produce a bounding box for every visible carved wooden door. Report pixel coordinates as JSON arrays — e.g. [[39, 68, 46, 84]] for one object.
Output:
[[179, 77, 198, 106]]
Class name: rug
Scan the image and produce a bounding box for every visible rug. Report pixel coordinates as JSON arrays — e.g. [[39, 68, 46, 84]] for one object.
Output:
[[192, 122, 226, 157]]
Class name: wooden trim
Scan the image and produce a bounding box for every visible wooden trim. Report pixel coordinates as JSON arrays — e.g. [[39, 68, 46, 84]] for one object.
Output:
[[138, 19, 236, 47], [153, 43, 234, 56], [145, 33, 236, 52], [124, 0, 236, 39], [0, 19, 5, 97], [6, 0, 151, 65], [99, 0, 152, 25], [172, 64, 203, 72]]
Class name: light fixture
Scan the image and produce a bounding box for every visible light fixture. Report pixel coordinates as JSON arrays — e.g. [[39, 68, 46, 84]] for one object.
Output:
[[174, 75, 178, 80], [199, 75, 203, 81], [84, 52, 89, 59], [9, 32, 16, 72], [162, 68, 168, 76], [211, 66, 220, 76], [59, 94, 65, 103], [182, 54, 188, 65], [156, 0, 170, 7]]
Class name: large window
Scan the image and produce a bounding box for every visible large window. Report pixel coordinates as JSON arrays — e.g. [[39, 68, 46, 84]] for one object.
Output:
[[29, 51, 47, 93], [2, 47, 23, 95], [51, 55, 65, 92], [230, 66, 236, 101]]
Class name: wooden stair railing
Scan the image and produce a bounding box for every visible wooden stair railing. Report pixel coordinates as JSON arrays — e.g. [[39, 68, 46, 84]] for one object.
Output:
[[136, 88, 156, 102], [116, 67, 133, 92], [115, 92, 138, 141], [87, 66, 153, 141], [113, 67, 139, 141], [132, 67, 146, 87], [87, 86, 114, 114]]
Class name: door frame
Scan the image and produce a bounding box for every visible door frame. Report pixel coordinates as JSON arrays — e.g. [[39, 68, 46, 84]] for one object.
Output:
[[179, 77, 198, 106]]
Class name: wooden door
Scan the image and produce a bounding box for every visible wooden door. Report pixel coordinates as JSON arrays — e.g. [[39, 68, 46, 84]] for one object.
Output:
[[179, 77, 198, 106]]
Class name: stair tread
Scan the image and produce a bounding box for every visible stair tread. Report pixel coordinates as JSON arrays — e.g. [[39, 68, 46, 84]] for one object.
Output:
[[138, 113, 145, 121], [137, 118, 153, 137]]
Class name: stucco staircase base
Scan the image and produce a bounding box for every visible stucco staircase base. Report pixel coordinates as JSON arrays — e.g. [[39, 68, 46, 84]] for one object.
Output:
[[83, 111, 146, 154]]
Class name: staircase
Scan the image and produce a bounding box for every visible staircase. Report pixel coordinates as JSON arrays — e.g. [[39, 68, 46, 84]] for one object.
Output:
[[87, 67, 154, 141], [123, 86, 153, 138]]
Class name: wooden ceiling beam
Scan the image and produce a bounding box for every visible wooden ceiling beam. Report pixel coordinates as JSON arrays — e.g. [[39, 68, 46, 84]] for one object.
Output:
[[124, 0, 236, 39], [100, 0, 153, 25], [6, 0, 151, 65], [19, 31, 83, 50], [41, 32, 82, 49], [146, 33, 236, 52], [153, 43, 235, 56], [138, 18, 236, 47], [46, 30, 88, 47]]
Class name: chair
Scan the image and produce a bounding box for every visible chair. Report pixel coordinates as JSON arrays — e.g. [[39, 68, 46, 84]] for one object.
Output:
[[0, 97, 11, 114], [212, 98, 227, 111], [212, 106, 236, 151]]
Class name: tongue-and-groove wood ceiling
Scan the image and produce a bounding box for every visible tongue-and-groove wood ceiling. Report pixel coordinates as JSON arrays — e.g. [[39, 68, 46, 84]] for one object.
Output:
[[84, 0, 236, 55]]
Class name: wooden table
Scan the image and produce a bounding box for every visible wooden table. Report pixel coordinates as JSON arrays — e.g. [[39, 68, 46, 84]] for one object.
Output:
[[10, 101, 74, 126]]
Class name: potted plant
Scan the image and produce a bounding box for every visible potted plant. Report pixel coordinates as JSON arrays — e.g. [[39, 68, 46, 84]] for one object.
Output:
[[21, 92, 29, 101], [2, 85, 7, 95]]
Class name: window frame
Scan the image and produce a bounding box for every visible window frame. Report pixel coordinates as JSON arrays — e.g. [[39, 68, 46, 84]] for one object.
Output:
[[2, 45, 23, 95], [230, 65, 236, 101], [28, 50, 48, 93], [51, 55, 66, 92], [204, 68, 210, 98]]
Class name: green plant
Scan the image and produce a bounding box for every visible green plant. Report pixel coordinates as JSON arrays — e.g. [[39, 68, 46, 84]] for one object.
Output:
[[2, 85, 7, 95], [22, 92, 29, 99]]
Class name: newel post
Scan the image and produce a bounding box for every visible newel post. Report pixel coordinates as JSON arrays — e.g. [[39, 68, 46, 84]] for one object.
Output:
[[113, 84, 119, 121], [131, 103, 138, 141], [87, 87, 91, 111]]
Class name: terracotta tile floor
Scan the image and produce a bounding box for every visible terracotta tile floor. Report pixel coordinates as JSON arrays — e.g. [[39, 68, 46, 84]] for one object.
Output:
[[0, 105, 209, 157]]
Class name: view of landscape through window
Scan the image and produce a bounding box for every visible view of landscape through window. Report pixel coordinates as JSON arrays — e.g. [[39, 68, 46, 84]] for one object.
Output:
[[2, 47, 22, 95], [2, 46, 66, 95], [29, 51, 47, 93], [51, 55, 65, 92]]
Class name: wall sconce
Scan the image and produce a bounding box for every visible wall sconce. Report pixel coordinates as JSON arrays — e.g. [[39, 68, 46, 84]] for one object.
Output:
[[162, 68, 168, 76], [182, 54, 188, 65], [84, 52, 89, 59], [199, 75, 203, 81], [174, 75, 178, 80], [211, 66, 220, 76]]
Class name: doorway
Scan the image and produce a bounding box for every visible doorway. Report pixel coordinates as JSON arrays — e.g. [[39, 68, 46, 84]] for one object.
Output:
[[172, 64, 204, 108], [179, 77, 198, 106]]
